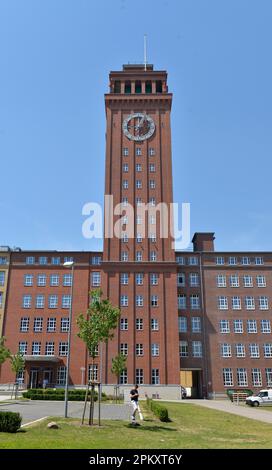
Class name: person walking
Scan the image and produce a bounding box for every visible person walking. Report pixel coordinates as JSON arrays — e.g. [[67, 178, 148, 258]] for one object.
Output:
[[130, 384, 140, 426]]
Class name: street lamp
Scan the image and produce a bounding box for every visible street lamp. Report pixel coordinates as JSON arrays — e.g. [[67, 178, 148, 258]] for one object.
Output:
[[63, 260, 74, 418]]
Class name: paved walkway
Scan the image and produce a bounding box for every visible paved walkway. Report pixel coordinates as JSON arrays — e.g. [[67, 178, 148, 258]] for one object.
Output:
[[0, 400, 130, 425], [167, 399, 272, 425]]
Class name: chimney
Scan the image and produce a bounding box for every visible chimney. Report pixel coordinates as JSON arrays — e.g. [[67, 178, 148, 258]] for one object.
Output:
[[192, 233, 215, 252]]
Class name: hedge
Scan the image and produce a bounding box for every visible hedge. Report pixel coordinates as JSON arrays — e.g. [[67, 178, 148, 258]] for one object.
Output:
[[146, 397, 170, 422], [0, 412, 22, 433], [226, 389, 253, 402], [22, 389, 108, 401]]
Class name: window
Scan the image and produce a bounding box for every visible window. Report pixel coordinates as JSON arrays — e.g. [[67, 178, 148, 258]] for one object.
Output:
[[265, 368, 272, 387], [136, 251, 142, 262], [252, 369, 262, 387], [135, 273, 143, 285], [120, 369, 128, 384], [57, 366, 66, 385], [177, 273, 185, 287], [191, 317, 201, 333], [149, 197, 156, 206], [243, 275, 253, 287], [247, 319, 257, 333], [33, 317, 43, 332], [188, 256, 198, 266], [255, 257, 264, 265], [59, 342, 68, 356], [136, 233, 143, 243], [235, 343, 245, 358], [156, 80, 162, 92], [192, 341, 202, 357], [50, 275, 59, 287], [0, 257, 8, 265], [23, 295, 32, 308], [121, 251, 129, 262], [63, 274, 72, 286], [62, 295, 71, 309], [88, 365, 98, 382], [47, 318, 56, 332], [24, 274, 33, 286], [61, 318, 70, 332], [152, 369, 160, 385], [49, 295, 58, 309], [45, 342, 54, 356], [122, 234, 128, 243], [256, 275, 266, 287], [19, 341, 28, 355], [264, 343, 272, 358], [149, 214, 156, 225], [178, 317, 187, 333], [176, 256, 185, 265], [123, 180, 128, 189], [261, 319, 271, 334], [217, 275, 226, 287], [249, 343, 260, 358], [216, 257, 225, 265], [151, 295, 158, 307], [149, 180, 155, 189], [150, 273, 158, 285], [242, 256, 251, 265], [121, 273, 128, 285], [92, 272, 101, 287], [149, 163, 155, 172], [237, 368, 248, 386], [51, 257, 60, 265], [120, 318, 128, 330], [136, 163, 142, 172], [232, 296, 241, 310], [179, 341, 188, 357], [233, 319, 243, 334], [136, 295, 143, 307], [120, 295, 128, 307], [151, 344, 159, 357], [120, 343, 128, 356], [245, 296, 255, 310], [0, 271, 5, 286], [136, 180, 142, 189], [136, 344, 143, 356], [230, 275, 239, 287], [136, 147, 142, 156], [32, 342, 41, 355], [178, 294, 186, 310], [123, 163, 129, 172], [37, 274, 46, 287], [223, 368, 233, 386], [136, 197, 142, 206], [190, 273, 199, 287], [136, 369, 144, 385], [220, 320, 230, 333], [149, 233, 156, 243], [26, 256, 35, 265], [136, 318, 143, 330], [20, 317, 30, 332], [259, 296, 269, 310], [39, 257, 47, 265], [221, 343, 232, 358], [150, 251, 157, 262], [218, 296, 228, 310], [91, 256, 102, 265], [124, 81, 131, 94], [190, 295, 200, 310], [151, 318, 159, 331], [149, 147, 155, 156], [123, 147, 129, 156], [229, 257, 237, 265]]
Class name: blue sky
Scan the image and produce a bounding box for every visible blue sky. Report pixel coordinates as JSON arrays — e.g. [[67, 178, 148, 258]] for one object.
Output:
[[0, 0, 271, 252]]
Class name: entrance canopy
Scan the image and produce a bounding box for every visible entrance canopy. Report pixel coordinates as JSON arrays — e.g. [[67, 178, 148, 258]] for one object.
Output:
[[24, 355, 61, 363]]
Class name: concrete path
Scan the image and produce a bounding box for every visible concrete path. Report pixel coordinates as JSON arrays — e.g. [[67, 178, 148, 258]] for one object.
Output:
[[166, 399, 272, 425], [0, 400, 130, 425]]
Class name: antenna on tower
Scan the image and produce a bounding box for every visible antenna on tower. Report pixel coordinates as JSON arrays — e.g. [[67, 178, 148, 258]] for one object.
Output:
[[144, 34, 147, 71]]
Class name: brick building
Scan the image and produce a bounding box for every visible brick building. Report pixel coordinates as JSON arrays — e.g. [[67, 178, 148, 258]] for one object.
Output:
[[0, 64, 271, 399]]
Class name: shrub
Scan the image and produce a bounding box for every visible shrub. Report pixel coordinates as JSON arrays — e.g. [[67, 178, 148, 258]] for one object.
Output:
[[0, 412, 22, 433], [226, 389, 253, 402], [146, 397, 170, 422], [22, 389, 98, 401]]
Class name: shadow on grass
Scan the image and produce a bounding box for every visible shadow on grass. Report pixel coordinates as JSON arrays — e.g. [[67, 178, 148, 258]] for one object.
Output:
[[125, 424, 177, 432]]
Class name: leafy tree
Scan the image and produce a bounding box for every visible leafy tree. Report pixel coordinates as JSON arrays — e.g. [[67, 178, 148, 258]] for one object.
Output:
[[0, 337, 10, 366], [10, 352, 25, 399], [77, 289, 120, 424], [111, 354, 127, 403]]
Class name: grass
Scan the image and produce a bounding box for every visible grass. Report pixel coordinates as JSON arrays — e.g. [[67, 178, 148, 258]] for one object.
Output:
[[1, 402, 272, 449]]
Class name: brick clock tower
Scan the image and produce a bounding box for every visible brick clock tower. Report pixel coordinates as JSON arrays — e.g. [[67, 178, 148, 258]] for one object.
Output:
[[102, 64, 180, 388]]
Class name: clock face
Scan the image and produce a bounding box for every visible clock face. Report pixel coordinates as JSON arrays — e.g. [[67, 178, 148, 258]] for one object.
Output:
[[122, 113, 155, 141]]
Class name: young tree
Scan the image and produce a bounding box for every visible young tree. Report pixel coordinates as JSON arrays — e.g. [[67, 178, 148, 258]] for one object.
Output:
[[111, 353, 127, 402], [77, 289, 120, 425], [0, 337, 11, 367], [10, 352, 25, 399]]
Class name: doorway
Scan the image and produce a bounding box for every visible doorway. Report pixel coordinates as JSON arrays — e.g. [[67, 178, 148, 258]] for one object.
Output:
[[43, 368, 53, 387], [180, 369, 203, 398], [29, 368, 39, 389]]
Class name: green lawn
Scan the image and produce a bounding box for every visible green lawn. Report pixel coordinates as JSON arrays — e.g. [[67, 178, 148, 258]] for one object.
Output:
[[1, 402, 272, 449]]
